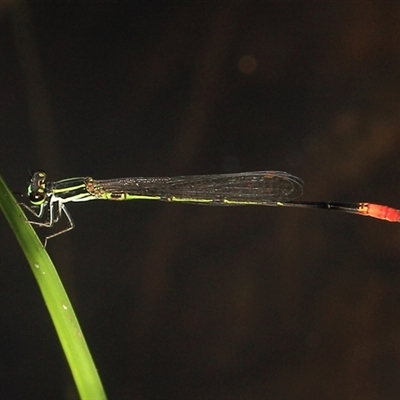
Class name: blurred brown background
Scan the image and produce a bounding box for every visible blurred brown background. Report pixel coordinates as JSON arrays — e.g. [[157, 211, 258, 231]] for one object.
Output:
[[1, 1, 400, 399]]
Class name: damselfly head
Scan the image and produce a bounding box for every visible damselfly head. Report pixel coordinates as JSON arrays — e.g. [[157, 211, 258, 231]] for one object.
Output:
[[28, 170, 48, 205]]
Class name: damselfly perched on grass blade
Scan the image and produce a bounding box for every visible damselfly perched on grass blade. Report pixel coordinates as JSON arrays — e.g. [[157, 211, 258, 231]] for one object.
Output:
[[21, 170, 400, 245]]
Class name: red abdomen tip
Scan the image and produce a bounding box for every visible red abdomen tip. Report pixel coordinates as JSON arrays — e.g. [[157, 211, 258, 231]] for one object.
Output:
[[366, 204, 400, 222]]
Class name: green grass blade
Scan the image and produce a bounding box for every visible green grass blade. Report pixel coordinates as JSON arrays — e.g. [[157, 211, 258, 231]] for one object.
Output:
[[0, 175, 107, 400]]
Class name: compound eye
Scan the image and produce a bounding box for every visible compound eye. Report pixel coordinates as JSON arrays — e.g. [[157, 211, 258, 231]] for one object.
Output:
[[29, 192, 46, 205]]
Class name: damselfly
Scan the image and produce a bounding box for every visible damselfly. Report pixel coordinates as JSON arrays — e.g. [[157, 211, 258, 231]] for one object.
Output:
[[22, 170, 400, 245]]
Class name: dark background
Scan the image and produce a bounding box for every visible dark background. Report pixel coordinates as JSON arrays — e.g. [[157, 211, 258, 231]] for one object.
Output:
[[1, 1, 400, 399]]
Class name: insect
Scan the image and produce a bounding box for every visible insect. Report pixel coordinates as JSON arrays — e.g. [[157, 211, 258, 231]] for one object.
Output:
[[23, 170, 400, 245]]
